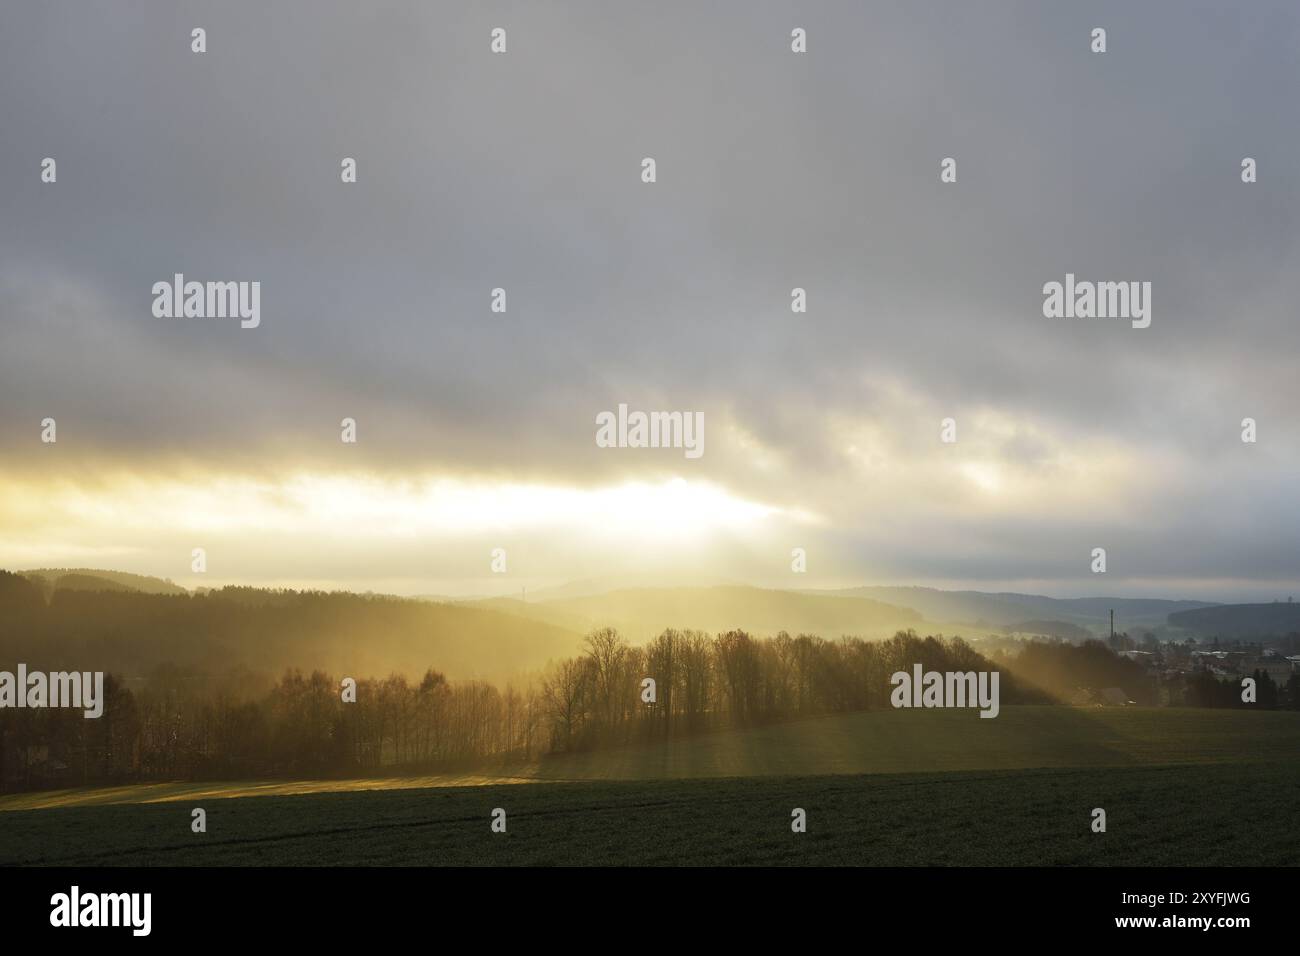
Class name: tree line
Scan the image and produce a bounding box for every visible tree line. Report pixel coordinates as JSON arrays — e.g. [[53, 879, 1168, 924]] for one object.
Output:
[[2, 627, 1044, 791], [1185, 667, 1299, 709]]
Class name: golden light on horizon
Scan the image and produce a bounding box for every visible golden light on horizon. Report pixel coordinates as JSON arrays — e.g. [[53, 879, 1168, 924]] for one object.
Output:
[[0, 470, 806, 573]]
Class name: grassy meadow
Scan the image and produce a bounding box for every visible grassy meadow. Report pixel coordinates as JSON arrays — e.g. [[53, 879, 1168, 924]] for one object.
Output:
[[2, 705, 1297, 866]]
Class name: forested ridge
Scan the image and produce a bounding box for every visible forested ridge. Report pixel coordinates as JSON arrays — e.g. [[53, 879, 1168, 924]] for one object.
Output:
[[1, 570, 1292, 793]]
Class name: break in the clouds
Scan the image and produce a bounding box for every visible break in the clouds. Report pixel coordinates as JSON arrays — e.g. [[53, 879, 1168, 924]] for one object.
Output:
[[1, 1, 1298, 599]]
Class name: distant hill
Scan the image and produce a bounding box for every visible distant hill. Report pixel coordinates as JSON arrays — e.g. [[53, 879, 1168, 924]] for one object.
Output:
[[21, 568, 188, 597], [47, 572, 137, 593], [816, 586, 1217, 635], [1168, 602, 1300, 639], [0, 577, 584, 684], [457, 597, 595, 634], [466, 582, 1222, 643], [494, 585, 922, 642], [1005, 619, 1093, 642]]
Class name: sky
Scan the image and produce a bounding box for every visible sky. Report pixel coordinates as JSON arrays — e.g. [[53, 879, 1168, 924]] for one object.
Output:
[[1, 1, 1298, 600]]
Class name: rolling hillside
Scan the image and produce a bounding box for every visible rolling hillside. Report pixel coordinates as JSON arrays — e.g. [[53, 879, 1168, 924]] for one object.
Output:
[[0, 575, 585, 685], [491, 585, 923, 642], [21, 568, 189, 597], [1168, 601, 1300, 639], [818, 586, 1217, 635]]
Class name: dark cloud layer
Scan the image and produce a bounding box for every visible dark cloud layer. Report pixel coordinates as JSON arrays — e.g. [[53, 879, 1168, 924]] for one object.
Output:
[[2, 1, 1298, 595]]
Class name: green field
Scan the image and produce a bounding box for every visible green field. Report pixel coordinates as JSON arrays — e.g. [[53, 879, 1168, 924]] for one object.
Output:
[[2, 706, 1298, 866]]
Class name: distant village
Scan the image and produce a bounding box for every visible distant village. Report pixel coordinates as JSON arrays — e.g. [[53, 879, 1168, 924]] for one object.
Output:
[[964, 596, 1300, 709], [1112, 638, 1300, 707], [986, 620, 1300, 708]]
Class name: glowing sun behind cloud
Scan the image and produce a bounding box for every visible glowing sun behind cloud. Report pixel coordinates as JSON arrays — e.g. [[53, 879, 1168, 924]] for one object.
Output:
[[0, 469, 805, 591]]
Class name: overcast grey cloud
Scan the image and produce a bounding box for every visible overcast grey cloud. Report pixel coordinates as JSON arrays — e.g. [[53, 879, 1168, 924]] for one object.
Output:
[[1, 1, 1298, 598]]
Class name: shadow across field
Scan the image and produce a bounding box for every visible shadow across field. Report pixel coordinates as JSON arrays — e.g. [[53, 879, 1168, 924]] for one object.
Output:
[[4, 706, 1295, 813]]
